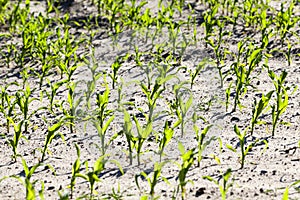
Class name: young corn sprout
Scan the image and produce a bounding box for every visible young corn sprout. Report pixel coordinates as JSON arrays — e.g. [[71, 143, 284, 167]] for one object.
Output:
[[268, 70, 289, 136], [69, 143, 81, 199], [175, 142, 196, 200], [133, 115, 152, 166], [140, 74, 174, 123], [76, 154, 124, 199], [91, 76, 116, 155], [158, 120, 174, 162], [189, 59, 209, 89], [6, 117, 26, 162], [206, 19, 231, 88], [0, 158, 45, 200], [250, 91, 273, 136], [121, 108, 136, 165], [203, 168, 233, 200], [40, 116, 69, 163], [135, 161, 169, 199], [0, 82, 18, 133], [192, 113, 214, 167]]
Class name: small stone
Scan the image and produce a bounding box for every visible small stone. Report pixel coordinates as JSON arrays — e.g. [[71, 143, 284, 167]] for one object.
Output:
[[230, 116, 240, 122], [47, 186, 55, 190], [260, 170, 267, 175], [195, 187, 205, 197], [259, 188, 264, 193]]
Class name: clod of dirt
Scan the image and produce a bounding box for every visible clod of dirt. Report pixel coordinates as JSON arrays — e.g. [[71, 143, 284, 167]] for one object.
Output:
[[195, 187, 206, 197]]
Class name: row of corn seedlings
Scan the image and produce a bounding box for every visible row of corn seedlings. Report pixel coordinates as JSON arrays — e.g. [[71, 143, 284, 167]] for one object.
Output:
[[0, 0, 299, 199]]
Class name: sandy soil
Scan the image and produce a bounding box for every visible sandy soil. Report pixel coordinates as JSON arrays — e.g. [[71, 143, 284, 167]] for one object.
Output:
[[0, 0, 300, 199]]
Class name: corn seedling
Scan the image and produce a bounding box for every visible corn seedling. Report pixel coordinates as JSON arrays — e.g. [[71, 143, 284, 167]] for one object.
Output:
[[76, 154, 124, 199], [51, 18, 84, 80], [69, 143, 81, 199], [168, 81, 189, 131], [15, 85, 45, 134], [39, 116, 68, 162], [206, 19, 231, 88], [232, 42, 262, 112], [275, 1, 297, 46], [84, 76, 119, 156], [135, 161, 169, 199], [189, 59, 209, 89], [104, 183, 128, 200], [90, 114, 115, 156], [242, 0, 259, 28], [175, 142, 196, 200], [0, 82, 18, 133], [227, 125, 267, 169], [202, 4, 218, 47], [259, 8, 274, 50], [133, 116, 152, 166], [1, 42, 15, 69], [250, 91, 273, 135], [178, 92, 193, 137], [268, 70, 289, 136], [203, 168, 233, 200], [139, 8, 154, 43], [0, 158, 43, 200], [122, 108, 136, 165], [168, 20, 182, 56], [8, 0, 30, 33], [76, 155, 108, 199], [126, 0, 147, 28], [83, 48, 102, 110], [32, 14, 53, 89], [192, 113, 214, 167], [45, 79, 68, 113], [65, 81, 83, 134], [6, 117, 25, 161], [140, 75, 171, 123], [109, 54, 129, 90], [158, 120, 174, 162], [0, 0, 8, 24]]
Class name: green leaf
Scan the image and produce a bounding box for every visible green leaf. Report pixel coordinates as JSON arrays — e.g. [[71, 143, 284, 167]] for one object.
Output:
[[226, 144, 236, 152], [178, 142, 185, 155], [140, 195, 148, 200], [282, 187, 289, 200], [223, 168, 232, 182], [103, 115, 115, 133]]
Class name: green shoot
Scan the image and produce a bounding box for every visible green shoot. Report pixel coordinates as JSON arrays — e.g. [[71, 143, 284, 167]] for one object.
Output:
[[69, 143, 81, 199], [268, 70, 289, 136], [135, 161, 169, 199], [40, 116, 68, 163], [203, 168, 233, 200], [6, 117, 25, 161], [175, 142, 196, 200], [0, 158, 43, 200], [158, 120, 174, 162], [250, 91, 273, 135], [133, 116, 152, 166], [192, 113, 214, 167]]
